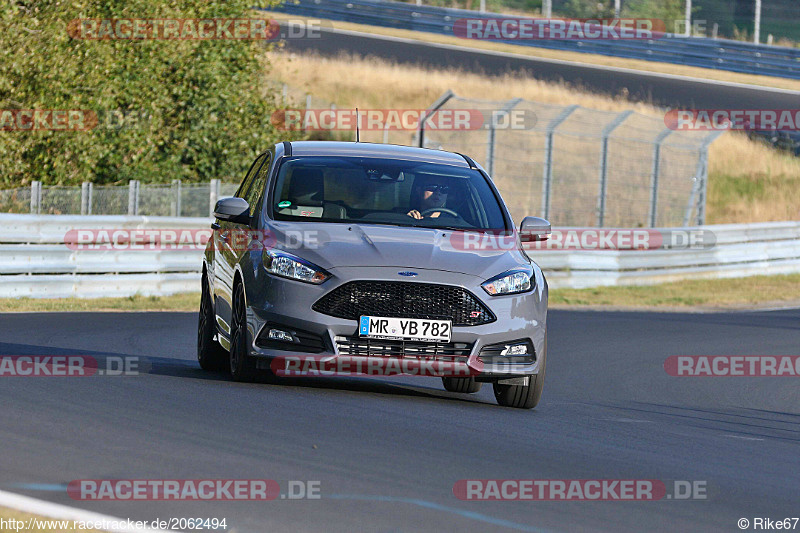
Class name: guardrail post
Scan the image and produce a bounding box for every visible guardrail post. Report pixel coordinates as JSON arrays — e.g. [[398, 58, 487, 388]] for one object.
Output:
[[417, 90, 454, 148], [541, 105, 578, 221], [128, 180, 140, 215], [754, 0, 762, 43], [649, 128, 673, 227], [485, 98, 522, 177], [596, 110, 632, 227], [30, 181, 41, 214], [171, 179, 182, 217], [209, 179, 220, 217]]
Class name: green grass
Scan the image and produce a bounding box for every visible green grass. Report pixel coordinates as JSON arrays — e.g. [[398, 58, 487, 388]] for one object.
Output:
[[0, 292, 200, 313], [549, 273, 800, 309]]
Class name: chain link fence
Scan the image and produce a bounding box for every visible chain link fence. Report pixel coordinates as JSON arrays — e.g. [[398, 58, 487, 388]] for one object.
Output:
[[418, 92, 722, 227], [0, 180, 239, 217]]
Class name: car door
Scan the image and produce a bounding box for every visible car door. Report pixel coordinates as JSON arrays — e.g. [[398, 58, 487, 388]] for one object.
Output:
[[214, 152, 267, 339]]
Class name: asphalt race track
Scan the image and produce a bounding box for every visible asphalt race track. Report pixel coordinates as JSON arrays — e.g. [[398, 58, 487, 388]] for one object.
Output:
[[281, 27, 800, 110], [1, 309, 798, 532]]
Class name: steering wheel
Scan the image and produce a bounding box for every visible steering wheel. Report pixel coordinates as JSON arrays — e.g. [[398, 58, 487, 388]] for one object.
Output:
[[421, 207, 460, 218]]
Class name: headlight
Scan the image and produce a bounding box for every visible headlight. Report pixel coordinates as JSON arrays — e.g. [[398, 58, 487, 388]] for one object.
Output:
[[481, 268, 533, 296], [263, 250, 329, 284]]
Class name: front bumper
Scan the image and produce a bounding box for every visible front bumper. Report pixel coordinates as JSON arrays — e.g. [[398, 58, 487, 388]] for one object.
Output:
[[243, 266, 548, 380]]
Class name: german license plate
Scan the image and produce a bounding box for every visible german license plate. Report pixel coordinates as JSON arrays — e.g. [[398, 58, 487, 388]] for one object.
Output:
[[359, 316, 452, 343]]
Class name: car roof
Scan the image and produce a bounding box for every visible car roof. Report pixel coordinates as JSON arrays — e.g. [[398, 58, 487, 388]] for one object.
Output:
[[283, 141, 471, 167]]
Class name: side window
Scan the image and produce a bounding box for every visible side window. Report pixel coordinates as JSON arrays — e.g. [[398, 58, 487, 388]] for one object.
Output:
[[235, 153, 266, 200], [246, 153, 271, 217]]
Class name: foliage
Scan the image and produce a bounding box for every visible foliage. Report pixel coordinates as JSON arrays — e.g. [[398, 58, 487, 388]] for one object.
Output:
[[0, 0, 288, 186]]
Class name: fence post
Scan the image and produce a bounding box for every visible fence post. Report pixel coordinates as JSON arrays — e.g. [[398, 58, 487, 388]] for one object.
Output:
[[485, 127, 496, 176], [209, 179, 220, 217], [417, 90, 454, 148], [81, 182, 89, 215], [695, 131, 723, 225], [485, 98, 522, 177], [648, 128, 673, 227], [541, 105, 578, 221], [127, 180, 140, 215], [596, 110, 632, 227], [171, 179, 182, 217], [30, 181, 41, 214]]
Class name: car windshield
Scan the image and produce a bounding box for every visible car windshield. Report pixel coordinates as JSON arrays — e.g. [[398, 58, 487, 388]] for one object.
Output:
[[271, 156, 508, 230]]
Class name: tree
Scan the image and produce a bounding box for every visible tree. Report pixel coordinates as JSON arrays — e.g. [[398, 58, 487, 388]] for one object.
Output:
[[0, 0, 289, 186]]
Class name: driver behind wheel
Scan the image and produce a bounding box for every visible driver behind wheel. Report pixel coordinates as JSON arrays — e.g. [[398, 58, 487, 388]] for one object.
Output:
[[407, 177, 453, 220]]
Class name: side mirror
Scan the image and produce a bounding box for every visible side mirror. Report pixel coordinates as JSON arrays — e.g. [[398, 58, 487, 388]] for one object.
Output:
[[520, 216, 550, 241], [213, 197, 250, 225]]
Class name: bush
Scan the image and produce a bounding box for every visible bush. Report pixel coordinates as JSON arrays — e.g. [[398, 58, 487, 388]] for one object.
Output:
[[0, 0, 290, 186]]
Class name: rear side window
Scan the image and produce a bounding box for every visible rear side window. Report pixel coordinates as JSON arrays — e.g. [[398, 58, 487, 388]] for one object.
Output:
[[245, 153, 271, 217], [235, 153, 267, 200]]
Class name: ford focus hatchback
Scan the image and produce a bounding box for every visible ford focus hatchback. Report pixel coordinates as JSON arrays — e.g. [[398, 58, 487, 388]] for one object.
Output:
[[199, 141, 550, 408]]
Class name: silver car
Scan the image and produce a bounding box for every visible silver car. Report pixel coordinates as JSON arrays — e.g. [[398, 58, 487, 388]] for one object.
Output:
[[199, 141, 550, 408]]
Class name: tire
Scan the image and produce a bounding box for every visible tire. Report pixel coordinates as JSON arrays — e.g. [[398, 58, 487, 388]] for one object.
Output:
[[229, 281, 257, 382], [442, 376, 482, 393], [493, 340, 547, 409], [197, 274, 228, 371]]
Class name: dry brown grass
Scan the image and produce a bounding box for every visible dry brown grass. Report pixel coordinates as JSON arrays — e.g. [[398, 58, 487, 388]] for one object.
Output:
[[267, 51, 800, 224]]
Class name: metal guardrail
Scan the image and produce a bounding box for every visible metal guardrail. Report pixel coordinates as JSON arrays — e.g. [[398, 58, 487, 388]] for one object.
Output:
[[266, 0, 800, 80], [0, 215, 207, 299], [536, 222, 800, 288], [2, 215, 800, 298]]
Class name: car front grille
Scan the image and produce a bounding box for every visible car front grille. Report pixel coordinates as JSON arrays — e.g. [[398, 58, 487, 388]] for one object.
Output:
[[312, 281, 495, 327], [334, 335, 472, 359]]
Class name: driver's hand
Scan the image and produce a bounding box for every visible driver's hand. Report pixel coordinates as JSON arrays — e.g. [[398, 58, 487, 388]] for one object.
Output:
[[407, 210, 422, 219]]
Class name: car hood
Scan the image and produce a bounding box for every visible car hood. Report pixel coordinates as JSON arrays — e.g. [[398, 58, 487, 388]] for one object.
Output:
[[267, 222, 528, 280]]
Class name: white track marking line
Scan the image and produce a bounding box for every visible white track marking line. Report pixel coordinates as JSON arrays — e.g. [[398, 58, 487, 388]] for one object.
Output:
[[0, 489, 169, 533]]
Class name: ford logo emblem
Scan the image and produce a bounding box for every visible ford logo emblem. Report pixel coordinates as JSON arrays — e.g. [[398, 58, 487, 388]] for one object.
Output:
[[397, 271, 418, 277]]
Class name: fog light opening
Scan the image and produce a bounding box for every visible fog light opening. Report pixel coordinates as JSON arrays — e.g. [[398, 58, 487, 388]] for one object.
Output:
[[268, 329, 294, 343], [500, 344, 528, 356]]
